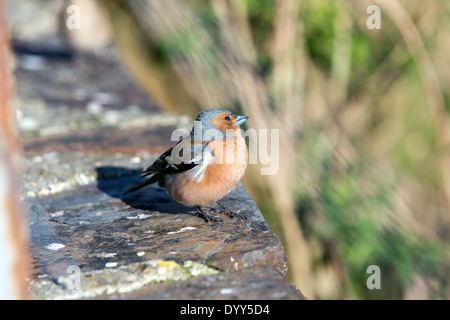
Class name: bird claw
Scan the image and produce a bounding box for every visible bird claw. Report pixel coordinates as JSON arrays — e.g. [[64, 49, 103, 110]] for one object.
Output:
[[223, 209, 249, 221], [206, 215, 223, 223], [216, 201, 249, 221], [195, 207, 223, 223], [195, 204, 249, 223]]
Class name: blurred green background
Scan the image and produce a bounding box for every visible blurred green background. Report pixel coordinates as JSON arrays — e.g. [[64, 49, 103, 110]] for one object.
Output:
[[8, 0, 450, 299]]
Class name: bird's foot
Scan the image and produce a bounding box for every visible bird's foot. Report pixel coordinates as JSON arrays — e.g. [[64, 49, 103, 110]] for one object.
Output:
[[195, 206, 223, 223], [216, 201, 249, 221]]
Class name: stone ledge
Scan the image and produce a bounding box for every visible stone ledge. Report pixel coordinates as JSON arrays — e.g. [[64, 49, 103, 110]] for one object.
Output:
[[97, 264, 305, 300], [15, 46, 305, 300], [27, 167, 291, 299]]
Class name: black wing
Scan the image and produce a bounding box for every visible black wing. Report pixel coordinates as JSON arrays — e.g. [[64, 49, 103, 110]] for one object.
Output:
[[141, 140, 207, 176], [124, 139, 208, 195]]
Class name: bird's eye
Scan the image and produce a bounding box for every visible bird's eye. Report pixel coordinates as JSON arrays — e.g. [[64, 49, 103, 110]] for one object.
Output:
[[224, 116, 231, 121]]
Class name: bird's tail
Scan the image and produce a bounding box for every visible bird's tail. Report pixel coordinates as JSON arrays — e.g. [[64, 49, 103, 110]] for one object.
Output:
[[123, 174, 158, 196]]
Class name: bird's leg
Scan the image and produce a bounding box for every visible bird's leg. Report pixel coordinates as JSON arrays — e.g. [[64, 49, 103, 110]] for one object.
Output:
[[216, 200, 249, 220], [195, 206, 223, 223]]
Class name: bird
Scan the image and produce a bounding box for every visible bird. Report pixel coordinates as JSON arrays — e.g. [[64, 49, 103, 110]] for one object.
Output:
[[124, 108, 249, 222]]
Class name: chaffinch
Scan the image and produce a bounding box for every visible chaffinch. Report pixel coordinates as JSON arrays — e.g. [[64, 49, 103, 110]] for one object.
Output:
[[125, 108, 249, 222]]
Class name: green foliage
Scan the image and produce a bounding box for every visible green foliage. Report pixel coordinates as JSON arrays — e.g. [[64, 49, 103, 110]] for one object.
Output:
[[295, 2, 450, 297], [300, 152, 449, 298], [303, 1, 337, 70], [244, 0, 276, 73]]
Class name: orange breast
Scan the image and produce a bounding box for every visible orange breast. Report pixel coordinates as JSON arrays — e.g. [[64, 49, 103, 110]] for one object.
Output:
[[166, 134, 248, 207]]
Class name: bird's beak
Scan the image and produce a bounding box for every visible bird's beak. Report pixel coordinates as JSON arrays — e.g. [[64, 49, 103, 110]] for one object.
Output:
[[234, 115, 249, 126]]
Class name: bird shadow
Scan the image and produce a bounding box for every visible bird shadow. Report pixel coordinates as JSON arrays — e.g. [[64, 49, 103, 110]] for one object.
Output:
[[95, 166, 193, 215]]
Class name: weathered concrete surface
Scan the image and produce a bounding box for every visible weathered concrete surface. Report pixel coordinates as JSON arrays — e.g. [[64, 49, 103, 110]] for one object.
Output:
[[11, 31, 305, 299], [99, 265, 306, 300], [22, 126, 178, 156], [30, 258, 221, 300]]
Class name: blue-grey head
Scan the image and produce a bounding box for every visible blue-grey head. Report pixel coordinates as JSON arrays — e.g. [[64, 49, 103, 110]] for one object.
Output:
[[191, 108, 249, 142]]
